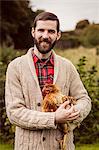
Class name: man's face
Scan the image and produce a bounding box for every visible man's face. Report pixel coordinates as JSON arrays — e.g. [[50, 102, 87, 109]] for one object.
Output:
[[32, 20, 61, 54]]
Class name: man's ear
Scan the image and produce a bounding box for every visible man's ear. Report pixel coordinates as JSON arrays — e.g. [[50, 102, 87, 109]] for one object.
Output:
[[56, 31, 61, 41], [31, 27, 34, 38]]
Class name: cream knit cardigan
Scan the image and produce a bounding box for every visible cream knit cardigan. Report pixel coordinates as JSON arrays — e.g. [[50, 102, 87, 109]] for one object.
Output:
[[5, 48, 91, 150]]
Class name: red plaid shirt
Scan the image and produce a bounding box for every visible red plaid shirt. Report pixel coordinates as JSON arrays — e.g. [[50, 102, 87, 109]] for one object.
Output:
[[33, 52, 54, 90]]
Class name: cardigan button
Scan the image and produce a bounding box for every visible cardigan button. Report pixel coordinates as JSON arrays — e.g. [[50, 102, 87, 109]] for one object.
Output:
[[37, 102, 41, 106]]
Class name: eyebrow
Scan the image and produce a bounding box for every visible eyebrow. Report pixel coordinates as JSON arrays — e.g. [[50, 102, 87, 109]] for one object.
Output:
[[37, 28, 56, 33]]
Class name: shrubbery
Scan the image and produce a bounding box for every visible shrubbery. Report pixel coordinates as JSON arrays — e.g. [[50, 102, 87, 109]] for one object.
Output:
[[0, 47, 26, 143], [74, 56, 99, 144], [80, 24, 99, 47], [75, 19, 90, 29], [55, 23, 99, 49]]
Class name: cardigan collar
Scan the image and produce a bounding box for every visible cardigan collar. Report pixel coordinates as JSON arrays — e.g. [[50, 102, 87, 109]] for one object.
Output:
[[26, 47, 59, 90]]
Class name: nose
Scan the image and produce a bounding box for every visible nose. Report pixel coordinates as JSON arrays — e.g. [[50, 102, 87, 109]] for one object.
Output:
[[42, 31, 49, 39]]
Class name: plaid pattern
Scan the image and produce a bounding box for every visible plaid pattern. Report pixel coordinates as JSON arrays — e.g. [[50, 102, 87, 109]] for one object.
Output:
[[33, 52, 54, 90]]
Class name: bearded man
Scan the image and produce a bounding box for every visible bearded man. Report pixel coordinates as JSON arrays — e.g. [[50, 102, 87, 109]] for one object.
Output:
[[5, 12, 91, 150]]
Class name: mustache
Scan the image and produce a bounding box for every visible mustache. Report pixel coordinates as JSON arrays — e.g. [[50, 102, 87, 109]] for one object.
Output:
[[39, 38, 51, 44]]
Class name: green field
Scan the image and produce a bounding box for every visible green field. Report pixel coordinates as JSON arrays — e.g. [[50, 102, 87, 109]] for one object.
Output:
[[0, 143, 13, 150], [55, 47, 99, 71], [76, 143, 99, 150], [0, 143, 99, 150]]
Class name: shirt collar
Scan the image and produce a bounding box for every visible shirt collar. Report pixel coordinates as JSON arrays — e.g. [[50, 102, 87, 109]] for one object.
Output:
[[32, 51, 54, 65]]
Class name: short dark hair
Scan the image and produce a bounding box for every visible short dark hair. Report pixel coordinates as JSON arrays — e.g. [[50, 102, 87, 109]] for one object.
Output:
[[33, 12, 60, 32]]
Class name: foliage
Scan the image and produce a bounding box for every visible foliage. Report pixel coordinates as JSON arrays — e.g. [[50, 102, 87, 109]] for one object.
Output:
[[0, 0, 44, 49], [0, 47, 26, 143], [80, 24, 99, 47], [1, 0, 99, 50], [75, 19, 90, 29], [74, 56, 99, 144], [76, 143, 99, 150], [56, 23, 99, 49], [55, 32, 81, 49], [0, 142, 99, 150], [0, 142, 13, 150]]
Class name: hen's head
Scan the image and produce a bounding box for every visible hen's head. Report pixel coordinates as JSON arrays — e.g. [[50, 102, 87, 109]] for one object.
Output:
[[42, 84, 60, 98]]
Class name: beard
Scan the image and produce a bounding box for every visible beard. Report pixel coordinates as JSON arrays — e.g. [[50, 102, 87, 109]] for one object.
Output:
[[34, 37, 57, 54]]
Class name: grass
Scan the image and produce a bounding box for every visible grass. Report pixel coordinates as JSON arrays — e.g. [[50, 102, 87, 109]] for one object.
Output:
[[55, 47, 99, 72], [75, 143, 99, 150], [0, 143, 13, 150], [0, 143, 99, 150]]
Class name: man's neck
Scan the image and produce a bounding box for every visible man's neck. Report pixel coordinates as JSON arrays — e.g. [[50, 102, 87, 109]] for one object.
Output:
[[34, 46, 52, 59]]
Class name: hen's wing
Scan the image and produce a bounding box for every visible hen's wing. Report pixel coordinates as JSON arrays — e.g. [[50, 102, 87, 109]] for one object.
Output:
[[42, 93, 58, 112]]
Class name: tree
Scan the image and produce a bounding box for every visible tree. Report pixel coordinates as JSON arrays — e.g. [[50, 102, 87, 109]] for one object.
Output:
[[0, 0, 44, 49], [75, 19, 90, 30], [80, 24, 99, 47]]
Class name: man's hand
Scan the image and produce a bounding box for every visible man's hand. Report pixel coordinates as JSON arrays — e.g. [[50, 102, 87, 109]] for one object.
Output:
[[55, 101, 80, 124]]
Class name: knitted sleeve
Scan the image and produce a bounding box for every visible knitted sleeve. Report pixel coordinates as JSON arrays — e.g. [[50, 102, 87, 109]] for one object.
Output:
[[68, 62, 91, 130]]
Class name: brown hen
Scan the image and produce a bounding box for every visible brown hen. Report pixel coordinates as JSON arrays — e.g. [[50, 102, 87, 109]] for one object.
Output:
[[42, 84, 76, 150]]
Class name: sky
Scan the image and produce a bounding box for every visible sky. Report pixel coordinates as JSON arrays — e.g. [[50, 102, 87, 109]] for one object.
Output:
[[29, 0, 99, 31]]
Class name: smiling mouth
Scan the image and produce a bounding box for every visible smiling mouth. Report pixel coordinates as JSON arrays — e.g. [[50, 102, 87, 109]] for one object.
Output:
[[41, 41, 50, 44], [40, 41, 50, 46]]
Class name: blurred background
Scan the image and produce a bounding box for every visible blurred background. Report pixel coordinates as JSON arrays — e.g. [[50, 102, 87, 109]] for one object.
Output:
[[0, 0, 99, 150]]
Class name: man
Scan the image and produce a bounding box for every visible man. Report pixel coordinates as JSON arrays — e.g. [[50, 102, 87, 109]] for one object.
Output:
[[5, 12, 91, 150]]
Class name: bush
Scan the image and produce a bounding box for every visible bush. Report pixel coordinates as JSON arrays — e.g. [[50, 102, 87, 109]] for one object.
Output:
[[0, 47, 26, 143], [80, 24, 99, 47], [76, 19, 90, 29], [74, 56, 99, 144]]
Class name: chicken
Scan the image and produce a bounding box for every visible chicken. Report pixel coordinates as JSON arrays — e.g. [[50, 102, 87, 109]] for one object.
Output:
[[42, 84, 76, 112], [42, 84, 76, 150]]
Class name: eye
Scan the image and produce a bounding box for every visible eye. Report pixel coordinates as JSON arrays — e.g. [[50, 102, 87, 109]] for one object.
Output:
[[38, 29, 44, 32], [48, 30, 55, 34]]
